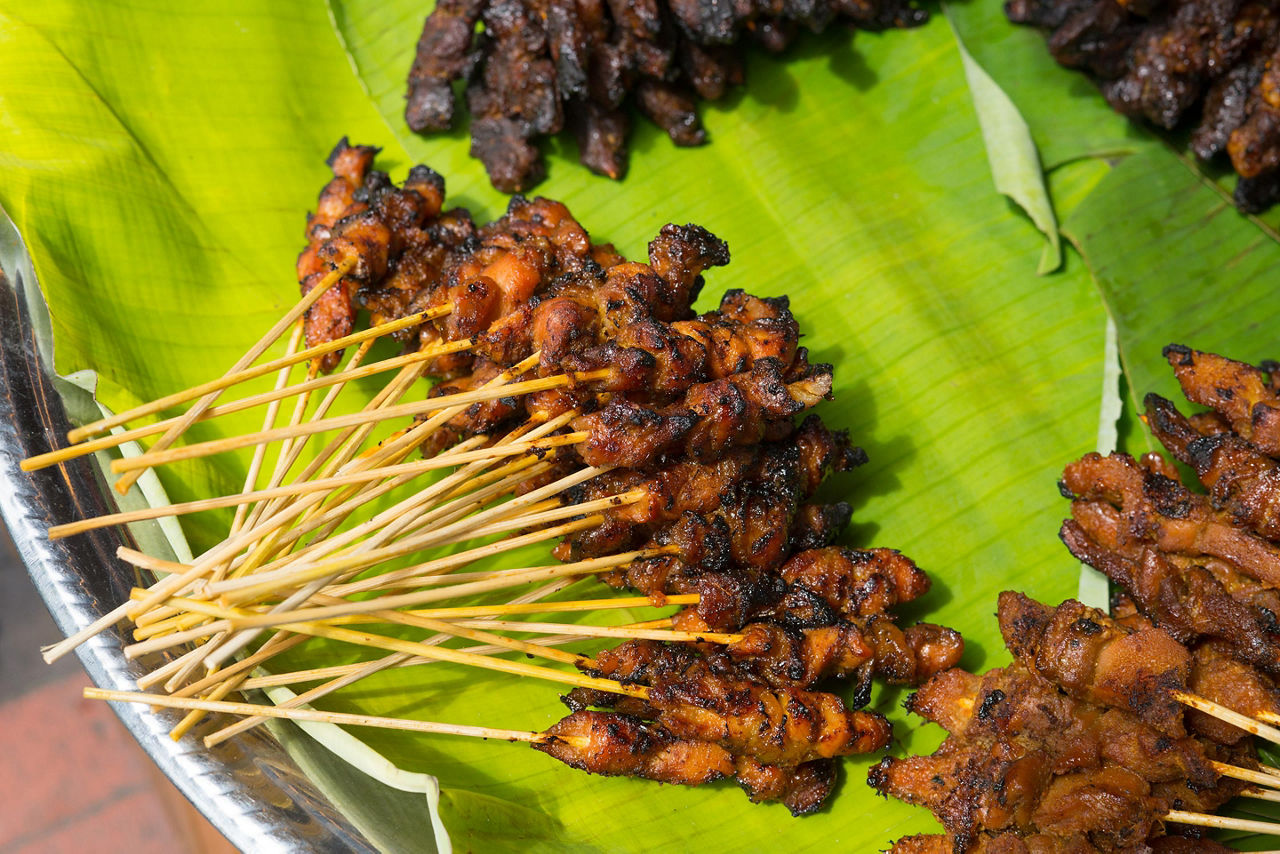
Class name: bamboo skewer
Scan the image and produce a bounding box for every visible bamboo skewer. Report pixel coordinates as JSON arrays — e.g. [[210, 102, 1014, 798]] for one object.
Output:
[[121, 519, 618, 659], [400, 594, 699, 620], [187, 353, 543, 588], [51, 435, 508, 538], [443, 619, 739, 644], [59, 281, 438, 445], [1163, 808, 1280, 835], [230, 323, 306, 535], [202, 571, 592, 745], [1173, 691, 1280, 745], [1242, 787, 1280, 804], [136, 590, 694, 644], [1210, 760, 1280, 790], [209, 514, 614, 614], [232, 334, 381, 541], [106, 355, 525, 652], [84, 688, 581, 748], [260, 621, 647, 697], [108, 259, 356, 495], [192, 453, 591, 666], [109, 414, 587, 474]]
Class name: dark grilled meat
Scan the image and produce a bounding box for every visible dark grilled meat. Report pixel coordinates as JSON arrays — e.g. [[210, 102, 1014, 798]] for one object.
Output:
[[998, 592, 1190, 737], [536, 709, 734, 784], [405, 0, 928, 190], [1009, 1, 1280, 211]]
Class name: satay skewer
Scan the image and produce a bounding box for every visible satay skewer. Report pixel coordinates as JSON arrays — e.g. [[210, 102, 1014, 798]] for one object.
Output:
[[118, 519, 624, 659], [198, 575, 591, 745], [84, 688, 585, 748], [49, 433, 504, 539], [1164, 809, 1280, 835], [56, 281, 437, 446], [103, 257, 356, 495], [200, 460, 618, 623], [437, 619, 739, 644], [1242, 787, 1280, 804], [231, 323, 307, 535], [1174, 691, 1280, 746]]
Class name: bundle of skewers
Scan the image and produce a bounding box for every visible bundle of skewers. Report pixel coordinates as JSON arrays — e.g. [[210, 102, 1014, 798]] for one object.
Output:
[[1006, 0, 1280, 213], [23, 140, 963, 813], [874, 345, 1280, 850]]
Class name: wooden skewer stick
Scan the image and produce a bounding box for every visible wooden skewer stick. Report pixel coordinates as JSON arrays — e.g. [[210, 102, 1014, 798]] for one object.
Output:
[[109, 404, 586, 472], [108, 259, 356, 495], [232, 634, 585, 690], [231, 323, 306, 535], [1210, 759, 1280, 790], [83, 688, 581, 748], [50, 434, 505, 538], [206, 496, 606, 607], [1242, 787, 1280, 804], [47, 341, 449, 664], [308, 593, 594, 668], [139, 589, 690, 639], [213, 347, 432, 580], [119, 518, 615, 659], [1254, 709, 1280, 728], [1163, 808, 1280, 835], [442, 619, 740, 645], [195, 451, 566, 660], [401, 594, 699, 620], [203, 569, 590, 746], [263, 621, 648, 698], [1173, 690, 1280, 745], [121, 356, 505, 628], [61, 277, 438, 444]]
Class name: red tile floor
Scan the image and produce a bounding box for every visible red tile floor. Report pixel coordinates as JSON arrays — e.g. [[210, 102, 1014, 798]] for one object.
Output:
[[0, 528, 236, 853]]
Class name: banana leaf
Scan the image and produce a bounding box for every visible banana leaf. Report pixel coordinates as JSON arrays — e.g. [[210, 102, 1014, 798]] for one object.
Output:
[[2, 0, 1275, 850]]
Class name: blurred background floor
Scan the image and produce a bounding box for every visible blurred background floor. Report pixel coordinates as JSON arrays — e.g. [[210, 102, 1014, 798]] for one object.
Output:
[[0, 525, 236, 853]]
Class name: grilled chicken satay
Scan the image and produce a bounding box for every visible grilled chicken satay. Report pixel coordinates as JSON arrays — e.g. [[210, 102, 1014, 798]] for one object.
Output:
[[877, 631, 1250, 851], [567, 639, 893, 764], [997, 592, 1191, 737], [535, 710, 839, 814], [611, 544, 932, 631], [1061, 451, 1280, 588], [557, 415, 861, 566], [906, 664, 1221, 787], [1145, 391, 1280, 542], [535, 709, 734, 785], [1161, 344, 1280, 456], [1104, 574, 1280, 745], [665, 611, 962, 689], [568, 356, 832, 467]]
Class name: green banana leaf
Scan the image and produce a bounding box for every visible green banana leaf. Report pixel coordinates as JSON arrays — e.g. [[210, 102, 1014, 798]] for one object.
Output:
[[2, 0, 1277, 850]]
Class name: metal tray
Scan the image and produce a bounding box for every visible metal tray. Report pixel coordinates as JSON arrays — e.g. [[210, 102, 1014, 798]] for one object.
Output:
[[0, 219, 378, 852]]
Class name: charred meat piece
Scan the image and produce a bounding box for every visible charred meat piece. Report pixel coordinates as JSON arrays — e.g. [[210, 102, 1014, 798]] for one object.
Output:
[[997, 592, 1190, 737], [1162, 344, 1280, 457], [732, 755, 836, 816], [405, 0, 928, 190], [536, 709, 734, 784], [1060, 518, 1280, 672], [880, 590, 1255, 852], [1010, 1, 1280, 211], [1061, 450, 1280, 588], [405, 0, 486, 132]]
